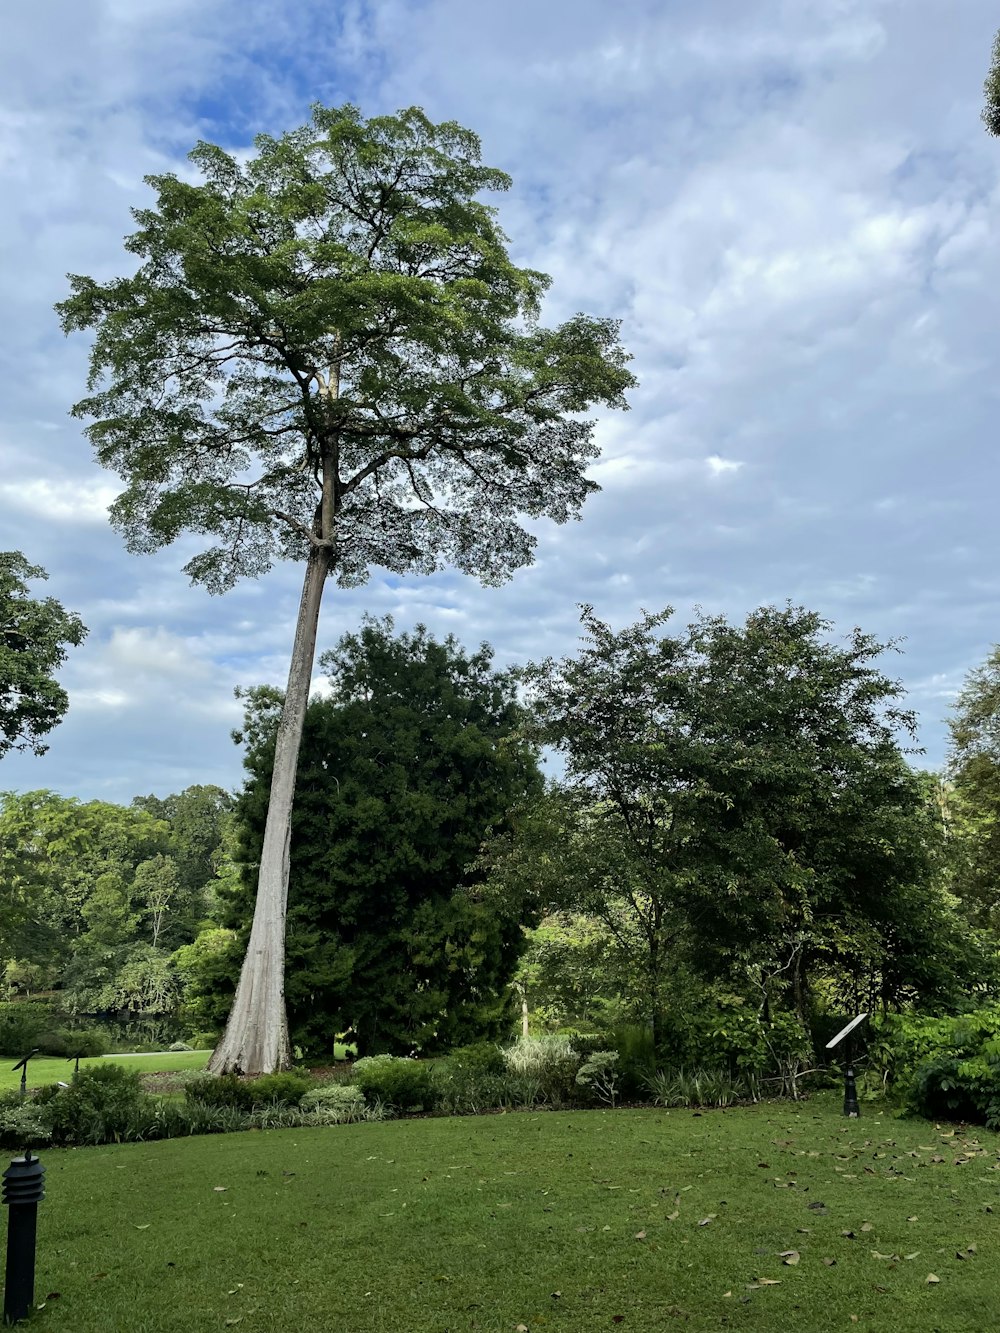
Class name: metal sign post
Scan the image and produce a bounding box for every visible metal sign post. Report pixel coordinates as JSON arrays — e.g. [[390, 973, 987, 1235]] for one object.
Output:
[[825, 1013, 868, 1118], [9, 1054, 39, 1105]]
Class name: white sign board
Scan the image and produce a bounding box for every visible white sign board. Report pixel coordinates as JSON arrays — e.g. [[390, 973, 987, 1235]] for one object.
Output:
[[825, 1012, 868, 1050]]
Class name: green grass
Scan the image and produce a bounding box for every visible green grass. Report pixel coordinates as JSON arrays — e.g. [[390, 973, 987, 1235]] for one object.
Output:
[[14, 1092, 1000, 1331], [0, 1051, 210, 1095]]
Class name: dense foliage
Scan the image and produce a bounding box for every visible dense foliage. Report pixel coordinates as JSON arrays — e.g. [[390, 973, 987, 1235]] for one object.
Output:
[[203, 618, 542, 1058], [483, 604, 991, 1047], [0, 552, 87, 759]]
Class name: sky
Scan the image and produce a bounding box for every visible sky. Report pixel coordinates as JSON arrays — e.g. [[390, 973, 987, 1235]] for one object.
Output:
[[1, 0, 999, 804]]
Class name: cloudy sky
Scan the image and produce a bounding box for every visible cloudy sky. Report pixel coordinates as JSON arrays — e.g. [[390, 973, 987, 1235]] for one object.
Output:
[[2, 0, 998, 803]]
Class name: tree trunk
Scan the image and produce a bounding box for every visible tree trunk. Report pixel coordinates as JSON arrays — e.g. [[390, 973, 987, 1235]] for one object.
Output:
[[208, 544, 330, 1075]]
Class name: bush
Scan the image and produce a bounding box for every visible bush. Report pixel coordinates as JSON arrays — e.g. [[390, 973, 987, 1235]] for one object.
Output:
[[445, 1042, 506, 1078], [48, 1064, 144, 1145], [0, 1002, 55, 1056], [188, 1032, 220, 1050], [0, 1091, 54, 1150], [433, 1069, 542, 1116], [169, 1041, 194, 1052], [502, 1036, 582, 1106], [300, 1083, 366, 1115], [608, 1025, 656, 1099], [645, 1067, 748, 1109], [576, 1051, 621, 1107], [351, 1055, 435, 1112], [39, 1026, 111, 1058], [184, 1071, 312, 1112]]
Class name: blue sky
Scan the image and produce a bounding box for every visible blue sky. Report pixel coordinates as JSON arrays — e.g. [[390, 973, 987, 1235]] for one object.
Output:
[[2, 0, 999, 802]]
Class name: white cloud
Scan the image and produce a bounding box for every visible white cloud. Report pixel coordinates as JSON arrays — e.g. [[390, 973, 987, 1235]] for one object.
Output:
[[0, 477, 121, 523], [1, 0, 999, 800], [705, 456, 743, 477]]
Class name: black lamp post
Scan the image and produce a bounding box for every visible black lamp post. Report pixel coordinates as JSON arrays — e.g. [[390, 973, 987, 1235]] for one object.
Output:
[[825, 1013, 868, 1119], [2, 1149, 45, 1325]]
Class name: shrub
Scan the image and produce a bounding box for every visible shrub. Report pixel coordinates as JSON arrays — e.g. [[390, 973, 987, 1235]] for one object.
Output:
[[48, 1064, 144, 1145], [303, 1098, 388, 1126], [867, 1006, 1000, 1127], [502, 1036, 582, 1106], [445, 1042, 506, 1078], [608, 1025, 656, 1099], [184, 1071, 312, 1111], [575, 1051, 621, 1107], [0, 1091, 54, 1150], [645, 1067, 748, 1110], [0, 1002, 55, 1056], [351, 1055, 435, 1112], [169, 1041, 194, 1052], [300, 1083, 367, 1115]]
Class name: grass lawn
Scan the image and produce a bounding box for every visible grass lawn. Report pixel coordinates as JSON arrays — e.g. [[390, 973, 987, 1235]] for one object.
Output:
[[0, 1051, 211, 1095], [15, 1092, 1000, 1332]]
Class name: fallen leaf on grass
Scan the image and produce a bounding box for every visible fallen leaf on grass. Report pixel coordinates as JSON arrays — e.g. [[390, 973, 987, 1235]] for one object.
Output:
[[860, 1223, 873, 1232], [634, 1231, 647, 1240], [926, 1274, 940, 1284], [779, 1251, 800, 1266], [841, 1230, 856, 1239], [213, 1186, 227, 1193], [905, 1252, 920, 1261], [666, 1211, 680, 1221], [698, 1214, 717, 1227], [907, 1215, 918, 1222], [823, 1259, 836, 1267], [134, 1224, 150, 1230]]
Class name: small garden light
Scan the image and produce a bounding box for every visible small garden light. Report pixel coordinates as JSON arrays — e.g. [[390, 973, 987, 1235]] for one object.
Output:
[[2, 1149, 45, 1325]]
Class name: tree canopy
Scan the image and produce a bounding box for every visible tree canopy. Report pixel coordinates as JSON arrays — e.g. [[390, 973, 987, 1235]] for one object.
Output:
[[984, 28, 1000, 136], [58, 101, 634, 1073], [482, 604, 986, 1043], [0, 552, 87, 759], [210, 617, 542, 1057]]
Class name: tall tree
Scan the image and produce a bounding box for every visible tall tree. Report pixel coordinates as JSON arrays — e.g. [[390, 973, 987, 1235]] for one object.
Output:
[[0, 552, 87, 759], [217, 618, 542, 1057], [984, 28, 1000, 136], [58, 104, 634, 1073], [947, 646, 1000, 927], [483, 605, 978, 1044]]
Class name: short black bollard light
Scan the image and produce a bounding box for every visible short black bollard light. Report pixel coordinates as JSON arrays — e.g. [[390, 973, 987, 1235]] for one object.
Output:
[[825, 1012, 868, 1119], [2, 1150, 45, 1325]]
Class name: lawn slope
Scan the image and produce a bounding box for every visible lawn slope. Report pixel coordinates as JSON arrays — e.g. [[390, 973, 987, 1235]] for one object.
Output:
[[18, 1096, 1000, 1332]]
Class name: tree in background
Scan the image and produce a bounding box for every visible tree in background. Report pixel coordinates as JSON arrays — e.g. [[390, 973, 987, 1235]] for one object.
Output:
[[947, 646, 1000, 929], [58, 103, 634, 1073], [0, 552, 87, 759], [984, 28, 1000, 136], [209, 618, 542, 1058], [483, 604, 984, 1047], [132, 785, 234, 939], [0, 787, 240, 1020]]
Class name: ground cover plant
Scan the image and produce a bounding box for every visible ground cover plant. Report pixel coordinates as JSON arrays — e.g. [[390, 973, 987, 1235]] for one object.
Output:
[[13, 1094, 1000, 1332]]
